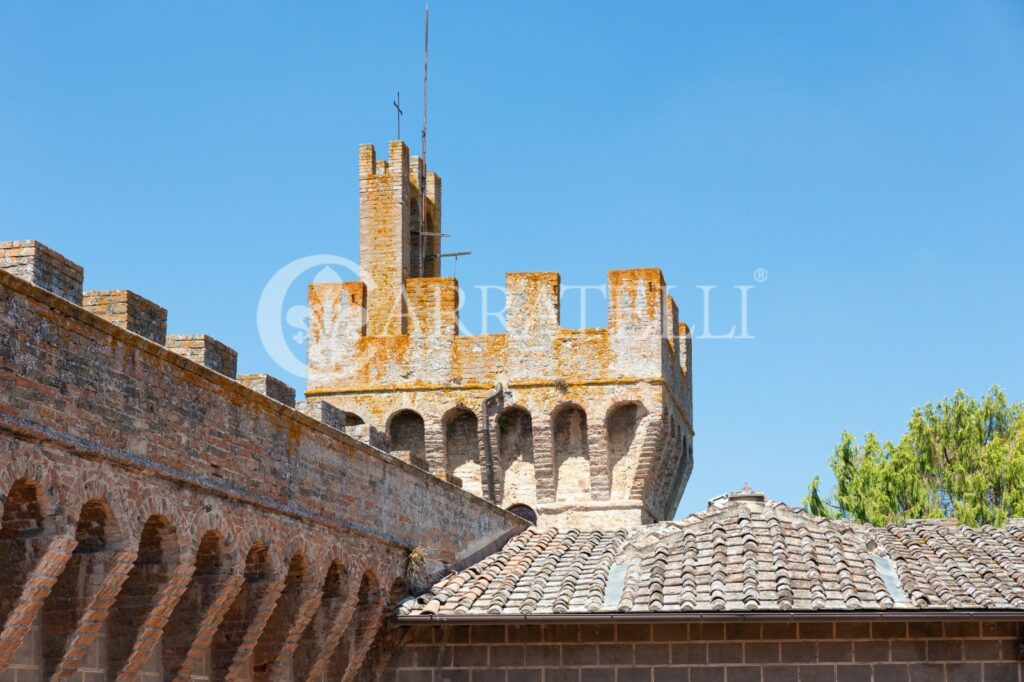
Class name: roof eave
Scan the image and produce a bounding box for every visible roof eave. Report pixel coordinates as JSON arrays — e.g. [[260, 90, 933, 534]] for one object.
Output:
[[395, 609, 1024, 625]]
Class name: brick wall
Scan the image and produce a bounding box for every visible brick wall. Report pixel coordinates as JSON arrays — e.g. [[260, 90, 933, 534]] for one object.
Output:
[[384, 620, 1023, 681], [0, 267, 525, 571], [0, 263, 527, 680]]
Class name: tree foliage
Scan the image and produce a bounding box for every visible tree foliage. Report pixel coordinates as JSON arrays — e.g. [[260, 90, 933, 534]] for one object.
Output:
[[804, 387, 1024, 527]]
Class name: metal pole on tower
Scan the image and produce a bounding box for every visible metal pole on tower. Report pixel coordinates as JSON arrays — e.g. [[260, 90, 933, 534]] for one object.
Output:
[[418, 4, 429, 276], [423, 4, 429, 165]]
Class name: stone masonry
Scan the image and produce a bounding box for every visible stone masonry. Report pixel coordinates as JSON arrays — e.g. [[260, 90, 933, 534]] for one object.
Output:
[[306, 141, 694, 529], [0, 245, 527, 681]]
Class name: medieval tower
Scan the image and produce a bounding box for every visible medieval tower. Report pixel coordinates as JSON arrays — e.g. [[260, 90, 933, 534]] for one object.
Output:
[[306, 140, 693, 528]]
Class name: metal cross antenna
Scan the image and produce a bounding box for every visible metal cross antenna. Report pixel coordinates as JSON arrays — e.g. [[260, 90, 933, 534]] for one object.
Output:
[[393, 92, 403, 139]]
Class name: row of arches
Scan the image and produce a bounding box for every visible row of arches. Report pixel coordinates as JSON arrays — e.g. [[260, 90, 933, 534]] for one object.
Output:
[[0, 478, 400, 682], [381, 401, 654, 510]]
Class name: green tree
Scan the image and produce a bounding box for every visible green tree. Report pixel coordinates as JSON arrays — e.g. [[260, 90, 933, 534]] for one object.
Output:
[[804, 387, 1024, 526]]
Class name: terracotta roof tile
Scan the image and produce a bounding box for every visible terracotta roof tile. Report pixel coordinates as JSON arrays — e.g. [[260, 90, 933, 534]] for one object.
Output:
[[399, 489, 1024, 618]]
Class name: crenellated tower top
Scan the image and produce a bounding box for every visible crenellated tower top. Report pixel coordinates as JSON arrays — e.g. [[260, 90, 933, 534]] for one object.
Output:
[[306, 142, 693, 529]]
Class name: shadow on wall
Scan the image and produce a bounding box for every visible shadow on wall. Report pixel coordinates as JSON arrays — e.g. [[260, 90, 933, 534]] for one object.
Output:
[[0, 478, 395, 681]]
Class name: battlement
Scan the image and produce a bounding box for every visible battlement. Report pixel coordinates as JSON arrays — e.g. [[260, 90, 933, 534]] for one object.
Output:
[[0, 240, 396, 452], [358, 142, 441, 200], [0, 240, 84, 304], [238, 373, 297, 407], [0, 238, 526, 531], [308, 267, 687, 388], [167, 333, 239, 378], [83, 289, 168, 344], [359, 140, 409, 181]]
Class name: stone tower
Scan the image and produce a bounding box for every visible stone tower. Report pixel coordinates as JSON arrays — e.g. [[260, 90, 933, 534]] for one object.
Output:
[[306, 141, 693, 529]]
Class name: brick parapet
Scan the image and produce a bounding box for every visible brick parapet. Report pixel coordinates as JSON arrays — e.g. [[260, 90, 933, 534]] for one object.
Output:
[[167, 333, 239, 379], [238, 373, 297, 408], [306, 266, 694, 527], [297, 399, 349, 432], [83, 289, 168, 345], [0, 266, 526, 568], [0, 239, 84, 305]]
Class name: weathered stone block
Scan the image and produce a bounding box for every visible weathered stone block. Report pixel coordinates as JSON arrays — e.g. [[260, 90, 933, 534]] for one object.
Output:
[[167, 334, 238, 378], [297, 399, 347, 430], [238, 373, 296, 408], [0, 240, 84, 304], [83, 289, 167, 344], [346, 423, 391, 452]]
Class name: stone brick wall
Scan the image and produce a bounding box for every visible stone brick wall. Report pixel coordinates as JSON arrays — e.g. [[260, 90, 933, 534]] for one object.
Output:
[[384, 620, 1024, 681], [306, 143, 694, 529], [0, 259, 527, 680]]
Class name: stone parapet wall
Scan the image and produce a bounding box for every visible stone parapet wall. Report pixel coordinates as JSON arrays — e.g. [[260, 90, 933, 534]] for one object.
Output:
[[307, 270, 689, 401], [0, 267, 523, 565]]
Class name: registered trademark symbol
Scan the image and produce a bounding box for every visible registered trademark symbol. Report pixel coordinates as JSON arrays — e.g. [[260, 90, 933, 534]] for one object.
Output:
[[753, 268, 768, 283]]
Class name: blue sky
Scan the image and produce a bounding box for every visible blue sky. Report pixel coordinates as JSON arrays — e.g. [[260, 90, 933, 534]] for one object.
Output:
[[3, 2, 1022, 516]]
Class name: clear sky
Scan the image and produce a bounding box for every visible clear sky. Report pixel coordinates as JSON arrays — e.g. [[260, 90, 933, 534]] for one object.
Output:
[[3, 2, 1022, 517]]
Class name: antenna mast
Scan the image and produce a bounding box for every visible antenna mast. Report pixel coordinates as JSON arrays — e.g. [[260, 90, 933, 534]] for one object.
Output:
[[423, 4, 429, 165], [418, 4, 429, 276]]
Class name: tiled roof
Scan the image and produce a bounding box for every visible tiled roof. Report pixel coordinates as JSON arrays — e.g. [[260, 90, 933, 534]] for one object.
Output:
[[398, 489, 1024, 618]]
